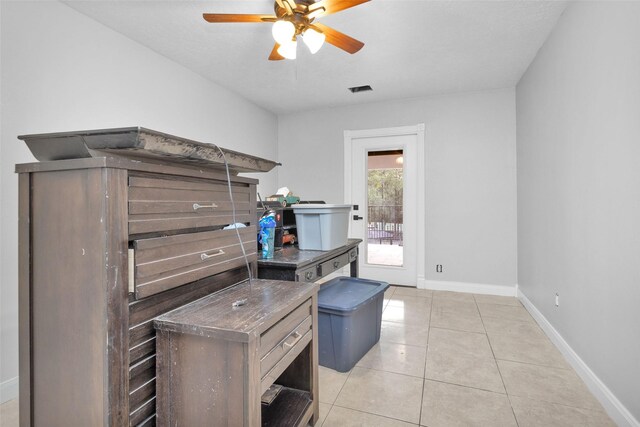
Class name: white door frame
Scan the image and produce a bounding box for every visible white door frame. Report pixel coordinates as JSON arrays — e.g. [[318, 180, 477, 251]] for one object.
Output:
[[344, 124, 426, 288]]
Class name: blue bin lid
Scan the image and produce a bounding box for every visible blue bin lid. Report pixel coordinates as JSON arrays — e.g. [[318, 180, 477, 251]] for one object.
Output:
[[318, 277, 389, 313]]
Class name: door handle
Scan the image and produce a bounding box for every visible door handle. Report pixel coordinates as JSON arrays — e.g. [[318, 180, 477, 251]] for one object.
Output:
[[353, 215, 363, 220]]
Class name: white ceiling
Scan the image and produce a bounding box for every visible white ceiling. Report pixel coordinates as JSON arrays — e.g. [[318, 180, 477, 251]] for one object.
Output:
[[64, 0, 566, 114]]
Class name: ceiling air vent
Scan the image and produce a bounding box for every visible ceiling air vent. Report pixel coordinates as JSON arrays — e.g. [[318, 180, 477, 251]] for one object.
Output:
[[348, 85, 373, 93]]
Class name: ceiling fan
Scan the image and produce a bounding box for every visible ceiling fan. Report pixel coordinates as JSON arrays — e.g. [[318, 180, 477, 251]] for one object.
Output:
[[203, 0, 370, 60]]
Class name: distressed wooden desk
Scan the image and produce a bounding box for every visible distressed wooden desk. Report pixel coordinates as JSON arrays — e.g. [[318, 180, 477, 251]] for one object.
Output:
[[154, 279, 319, 426], [257, 239, 362, 282]]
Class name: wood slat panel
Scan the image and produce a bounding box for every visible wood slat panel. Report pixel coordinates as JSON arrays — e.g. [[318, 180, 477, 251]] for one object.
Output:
[[128, 174, 252, 235], [130, 175, 251, 193], [130, 337, 156, 366], [129, 320, 155, 350], [129, 373, 155, 410], [136, 414, 156, 427], [129, 187, 249, 204], [137, 247, 253, 283], [129, 213, 253, 235], [132, 227, 256, 298], [129, 355, 155, 381], [129, 200, 251, 215], [129, 268, 248, 325], [134, 227, 255, 262], [129, 396, 155, 427], [136, 254, 255, 299]]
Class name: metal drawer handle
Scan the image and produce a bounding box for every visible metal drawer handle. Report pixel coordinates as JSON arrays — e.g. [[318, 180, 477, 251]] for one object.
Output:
[[201, 249, 225, 261], [282, 331, 302, 349], [193, 202, 218, 211], [333, 261, 340, 268], [305, 271, 314, 281]]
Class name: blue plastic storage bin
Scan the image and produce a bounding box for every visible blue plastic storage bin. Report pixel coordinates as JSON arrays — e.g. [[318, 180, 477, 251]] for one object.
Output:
[[317, 277, 389, 372]]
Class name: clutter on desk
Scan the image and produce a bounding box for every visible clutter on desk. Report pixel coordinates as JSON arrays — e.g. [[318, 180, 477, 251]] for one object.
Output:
[[257, 187, 329, 252], [259, 212, 277, 259], [266, 187, 300, 207]]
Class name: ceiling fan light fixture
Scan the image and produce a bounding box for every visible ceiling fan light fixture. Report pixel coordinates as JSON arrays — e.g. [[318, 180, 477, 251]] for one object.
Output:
[[277, 40, 297, 60], [303, 28, 325, 54], [272, 20, 295, 45]]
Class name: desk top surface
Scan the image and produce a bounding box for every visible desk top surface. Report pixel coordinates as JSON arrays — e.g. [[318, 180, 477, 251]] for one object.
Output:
[[154, 279, 318, 342], [257, 239, 362, 270]]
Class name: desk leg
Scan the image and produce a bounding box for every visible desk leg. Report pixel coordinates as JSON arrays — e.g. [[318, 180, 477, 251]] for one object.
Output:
[[350, 257, 359, 278]]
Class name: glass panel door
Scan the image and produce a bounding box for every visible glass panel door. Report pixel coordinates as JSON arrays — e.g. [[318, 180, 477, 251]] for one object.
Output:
[[366, 150, 403, 267]]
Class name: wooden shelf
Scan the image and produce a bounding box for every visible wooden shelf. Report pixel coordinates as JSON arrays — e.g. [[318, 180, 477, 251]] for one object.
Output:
[[261, 386, 312, 427]]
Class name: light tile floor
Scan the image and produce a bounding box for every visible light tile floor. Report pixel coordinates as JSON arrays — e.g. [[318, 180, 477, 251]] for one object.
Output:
[[317, 285, 616, 427], [0, 286, 616, 427]]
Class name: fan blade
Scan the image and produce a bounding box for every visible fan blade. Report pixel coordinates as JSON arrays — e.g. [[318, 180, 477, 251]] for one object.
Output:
[[276, 0, 296, 15], [307, 0, 370, 18], [311, 23, 364, 54], [276, 0, 295, 15], [203, 14, 276, 23], [269, 43, 285, 61]]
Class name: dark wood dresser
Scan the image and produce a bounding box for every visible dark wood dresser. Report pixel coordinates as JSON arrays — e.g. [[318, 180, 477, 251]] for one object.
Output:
[[17, 156, 260, 426], [257, 239, 362, 282]]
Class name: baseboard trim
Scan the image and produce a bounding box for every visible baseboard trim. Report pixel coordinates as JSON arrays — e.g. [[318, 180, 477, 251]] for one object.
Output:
[[0, 376, 18, 404], [423, 280, 517, 296], [518, 290, 639, 427]]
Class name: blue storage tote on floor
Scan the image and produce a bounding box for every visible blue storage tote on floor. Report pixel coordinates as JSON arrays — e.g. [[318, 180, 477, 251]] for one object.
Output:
[[317, 276, 389, 372]]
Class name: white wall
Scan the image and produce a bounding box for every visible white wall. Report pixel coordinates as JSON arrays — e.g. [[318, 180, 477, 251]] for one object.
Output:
[[278, 89, 517, 288], [0, 0, 278, 400], [517, 2, 640, 424]]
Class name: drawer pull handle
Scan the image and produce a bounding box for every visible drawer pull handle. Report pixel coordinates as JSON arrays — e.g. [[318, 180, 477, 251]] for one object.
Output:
[[333, 261, 340, 268], [282, 331, 302, 349], [201, 249, 225, 261], [193, 202, 218, 211], [305, 271, 314, 281]]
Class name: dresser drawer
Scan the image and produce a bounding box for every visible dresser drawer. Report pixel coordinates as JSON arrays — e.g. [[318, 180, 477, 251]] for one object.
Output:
[[260, 299, 313, 382], [131, 227, 256, 299], [128, 175, 253, 235], [317, 253, 350, 277], [260, 299, 312, 358], [296, 266, 318, 282]]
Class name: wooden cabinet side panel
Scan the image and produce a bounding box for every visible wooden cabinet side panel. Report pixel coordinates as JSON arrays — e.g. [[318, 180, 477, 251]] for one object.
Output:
[[246, 337, 261, 427], [28, 169, 115, 426], [310, 293, 320, 425], [154, 330, 171, 427], [18, 173, 32, 427], [156, 334, 247, 426], [104, 168, 130, 426]]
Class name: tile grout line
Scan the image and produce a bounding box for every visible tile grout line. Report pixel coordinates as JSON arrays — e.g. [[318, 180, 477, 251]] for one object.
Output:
[[428, 325, 486, 335], [418, 289, 435, 426], [494, 356, 573, 371], [352, 365, 426, 380], [330, 403, 421, 425], [474, 294, 521, 427], [329, 368, 353, 406], [422, 377, 510, 396]]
